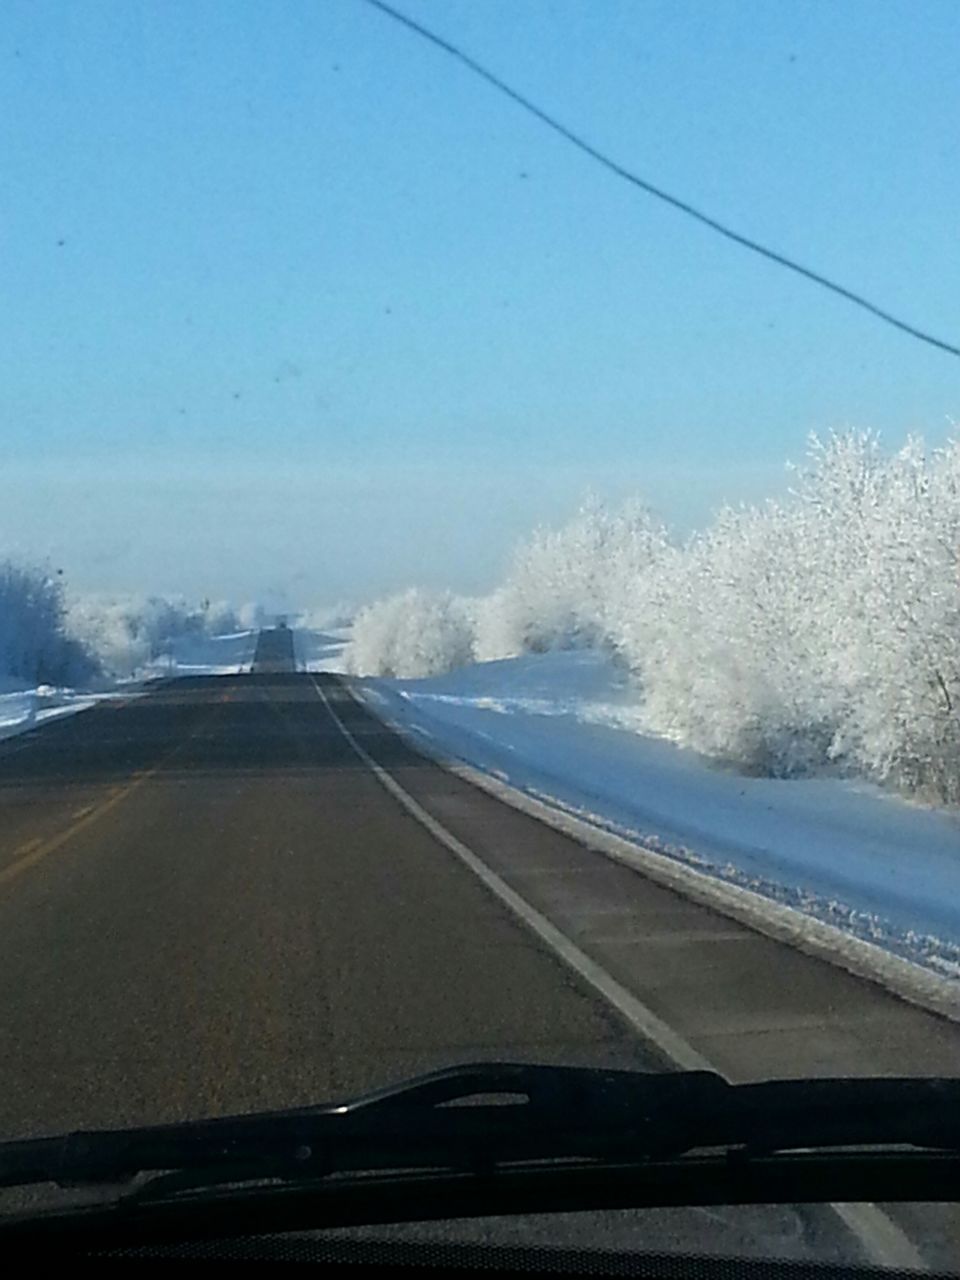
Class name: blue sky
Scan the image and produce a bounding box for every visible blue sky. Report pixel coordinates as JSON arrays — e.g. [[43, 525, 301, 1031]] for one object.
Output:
[[2, 0, 958, 604]]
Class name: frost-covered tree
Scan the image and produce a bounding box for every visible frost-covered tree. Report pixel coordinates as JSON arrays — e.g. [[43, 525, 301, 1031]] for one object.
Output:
[[200, 599, 242, 635], [346, 589, 475, 678], [613, 500, 839, 775], [0, 562, 98, 686], [801, 432, 960, 798], [611, 431, 960, 794], [342, 430, 960, 801], [66, 593, 243, 678], [65, 595, 150, 678], [474, 500, 669, 661]]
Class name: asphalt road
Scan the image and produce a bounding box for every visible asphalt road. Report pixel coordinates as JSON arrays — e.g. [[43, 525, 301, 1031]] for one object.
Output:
[[251, 625, 297, 673], [0, 668, 650, 1139], [0, 634, 958, 1264]]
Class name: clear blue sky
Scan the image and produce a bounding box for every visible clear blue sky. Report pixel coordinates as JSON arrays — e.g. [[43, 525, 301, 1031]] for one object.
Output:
[[2, 0, 958, 605]]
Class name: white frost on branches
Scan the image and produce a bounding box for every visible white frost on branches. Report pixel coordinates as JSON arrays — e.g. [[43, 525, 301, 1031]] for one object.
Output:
[[346, 589, 475, 679], [65, 594, 244, 678], [345, 432, 960, 801]]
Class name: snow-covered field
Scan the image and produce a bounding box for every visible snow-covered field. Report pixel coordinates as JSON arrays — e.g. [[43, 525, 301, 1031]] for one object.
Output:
[[142, 629, 258, 678], [348, 647, 960, 981]]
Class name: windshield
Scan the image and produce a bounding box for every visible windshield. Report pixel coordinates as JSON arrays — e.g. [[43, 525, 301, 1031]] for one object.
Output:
[[2, 0, 960, 1270]]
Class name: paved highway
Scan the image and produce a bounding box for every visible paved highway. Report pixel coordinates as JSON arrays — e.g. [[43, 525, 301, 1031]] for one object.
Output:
[[0, 630, 958, 1264], [250, 624, 297, 673]]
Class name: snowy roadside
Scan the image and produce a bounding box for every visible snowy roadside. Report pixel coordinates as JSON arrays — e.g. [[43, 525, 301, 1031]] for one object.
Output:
[[348, 649, 960, 984], [0, 685, 113, 742], [0, 630, 259, 745], [140, 629, 258, 678]]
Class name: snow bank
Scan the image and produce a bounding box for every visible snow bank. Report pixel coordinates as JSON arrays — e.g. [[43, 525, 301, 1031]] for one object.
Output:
[[353, 650, 960, 979], [346, 432, 960, 803], [0, 684, 105, 742]]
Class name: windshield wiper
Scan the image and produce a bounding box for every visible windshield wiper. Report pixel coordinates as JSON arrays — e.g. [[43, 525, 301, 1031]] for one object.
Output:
[[2, 1063, 960, 1245], [0, 1063, 727, 1190], [3, 1062, 960, 1189]]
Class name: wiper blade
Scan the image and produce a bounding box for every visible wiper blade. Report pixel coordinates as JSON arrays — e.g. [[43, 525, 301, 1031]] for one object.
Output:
[[0, 1063, 717, 1189], [2, 1062, 960, 1193]]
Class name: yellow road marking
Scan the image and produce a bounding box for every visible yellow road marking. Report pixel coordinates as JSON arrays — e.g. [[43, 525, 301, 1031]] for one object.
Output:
[[0, 700, 225, 892], [0, 769, 160, 890]]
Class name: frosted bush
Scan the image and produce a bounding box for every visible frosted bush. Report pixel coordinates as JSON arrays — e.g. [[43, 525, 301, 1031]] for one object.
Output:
[[201, 599, 242, 635], [66, 595, 150, 678], [615, 502, 840, 775], [607, 431, 960, 795], [346, 589, 474, 678], [67, 593, 242, 678], [474, 501, 669, 661], [804, 433, 960, 799], [472, 587, 522, 664], [0, 562, 98, 686], [344, 430, 960, 801]]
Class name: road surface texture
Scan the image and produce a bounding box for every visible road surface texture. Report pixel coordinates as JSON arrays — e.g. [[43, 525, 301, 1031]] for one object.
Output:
[[251, 624, 296, 673], [0, 631, 957, 1265]]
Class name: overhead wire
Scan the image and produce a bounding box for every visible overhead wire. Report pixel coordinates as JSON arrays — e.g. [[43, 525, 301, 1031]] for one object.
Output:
[[361, 0, 959, 360]]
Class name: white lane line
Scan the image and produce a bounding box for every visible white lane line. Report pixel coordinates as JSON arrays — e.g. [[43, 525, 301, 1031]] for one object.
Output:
[[830, 1203, 927, 1270], [312, 676, 710, 1071], [312, 675, 927, 1273]]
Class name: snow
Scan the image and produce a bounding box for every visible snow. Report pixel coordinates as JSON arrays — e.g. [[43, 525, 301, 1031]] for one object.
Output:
[[352, 648, 960, 980], [142, 629, 258, 677], [0, 629, 256, 743], [0, 682, 105, 742], [348, 589, 474, 678], [66, 593, 250, 678], [345, 433, 960, 806]]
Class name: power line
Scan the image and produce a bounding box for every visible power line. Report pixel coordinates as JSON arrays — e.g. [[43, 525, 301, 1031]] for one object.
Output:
[[361, 0, 959, 360]]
